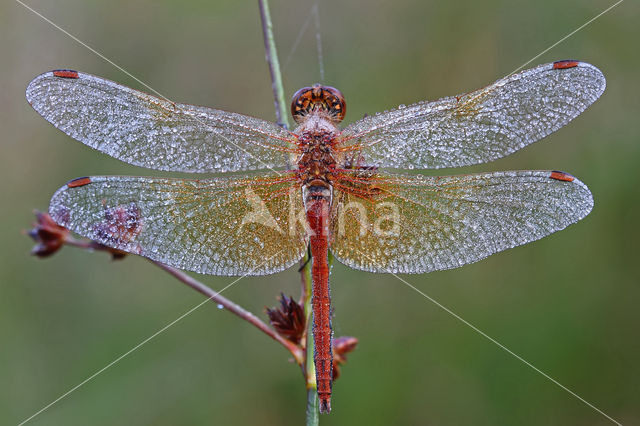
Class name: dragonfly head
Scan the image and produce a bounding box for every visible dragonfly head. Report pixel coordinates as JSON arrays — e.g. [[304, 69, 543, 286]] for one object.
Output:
[[291, 84, 346, 124]]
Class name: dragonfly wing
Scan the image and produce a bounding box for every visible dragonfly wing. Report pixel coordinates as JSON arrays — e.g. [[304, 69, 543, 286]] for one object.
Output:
[[339, 61, 605, 169], [27, 71, 296, 173], [50, 173, 307, 275], [330, 170, 592, 273]]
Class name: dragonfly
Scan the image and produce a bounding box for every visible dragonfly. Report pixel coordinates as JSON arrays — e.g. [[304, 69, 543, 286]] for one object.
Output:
[[26, 60, 605, 413]]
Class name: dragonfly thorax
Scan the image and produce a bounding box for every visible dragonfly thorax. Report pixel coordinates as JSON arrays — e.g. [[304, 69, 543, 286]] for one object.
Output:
[[296, 128, 337, 187]]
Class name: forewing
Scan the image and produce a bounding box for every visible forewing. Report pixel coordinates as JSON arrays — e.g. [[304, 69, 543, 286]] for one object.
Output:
[[26, 71, 296, 173], [339, 61, 605, 169], [49, 173, 307, 275], [330, 170, 593, 273]]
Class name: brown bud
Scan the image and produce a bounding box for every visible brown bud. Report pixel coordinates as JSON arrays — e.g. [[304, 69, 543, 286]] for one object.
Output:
[[332, 336, 358, 381], [28, 210, 70, 257], [266, 293, 306, 344]]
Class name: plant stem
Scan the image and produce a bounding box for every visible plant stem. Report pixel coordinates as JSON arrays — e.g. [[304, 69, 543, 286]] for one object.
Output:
[[303, 260, 319, 424], [258, 0, 290, 129], [306, 386, 320, 426], [259, 1, 318, 422], [301, 252, 316, 392]]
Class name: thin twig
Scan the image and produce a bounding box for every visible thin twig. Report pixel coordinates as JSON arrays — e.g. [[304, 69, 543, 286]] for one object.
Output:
[[64, 236, 303, 363], [152, 260, 304, 363]]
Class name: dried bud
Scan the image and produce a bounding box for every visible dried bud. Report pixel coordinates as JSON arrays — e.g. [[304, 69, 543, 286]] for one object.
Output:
[[332, 336, 358, 381], [28, 210, 70, 257], [266, 293, 305, 344]]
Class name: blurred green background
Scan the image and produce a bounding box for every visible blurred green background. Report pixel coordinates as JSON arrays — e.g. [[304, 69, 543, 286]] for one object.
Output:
[[1, 0, 638, 424]]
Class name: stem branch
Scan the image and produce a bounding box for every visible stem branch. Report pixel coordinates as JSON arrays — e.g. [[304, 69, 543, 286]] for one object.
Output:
[[64, 236, 303, 363], [152, 260, 303, 363]]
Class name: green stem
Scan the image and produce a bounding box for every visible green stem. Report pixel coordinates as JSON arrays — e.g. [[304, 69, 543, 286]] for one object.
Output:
[[302, 251, 318, 424], [303, 251, 315, 385], [258, 0, 290, 129], [259, 1, 317, 423], [306, 387, 319, 426]]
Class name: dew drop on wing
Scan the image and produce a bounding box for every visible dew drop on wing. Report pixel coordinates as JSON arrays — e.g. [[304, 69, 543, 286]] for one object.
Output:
[[254, 236, 265, 249]]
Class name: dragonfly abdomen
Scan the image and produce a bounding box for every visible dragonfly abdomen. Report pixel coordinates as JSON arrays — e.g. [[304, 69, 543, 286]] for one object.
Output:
[[305, 184, 333, 414]]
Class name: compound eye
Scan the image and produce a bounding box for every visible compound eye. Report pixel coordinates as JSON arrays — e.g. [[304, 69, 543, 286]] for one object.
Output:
[[290, 85, 346, 124], [323, 86, 346, 123], [291, 86, 313, 123]]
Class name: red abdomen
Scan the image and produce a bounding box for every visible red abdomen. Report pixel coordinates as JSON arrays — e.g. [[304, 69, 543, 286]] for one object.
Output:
[[306, 193, 333, 413]]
